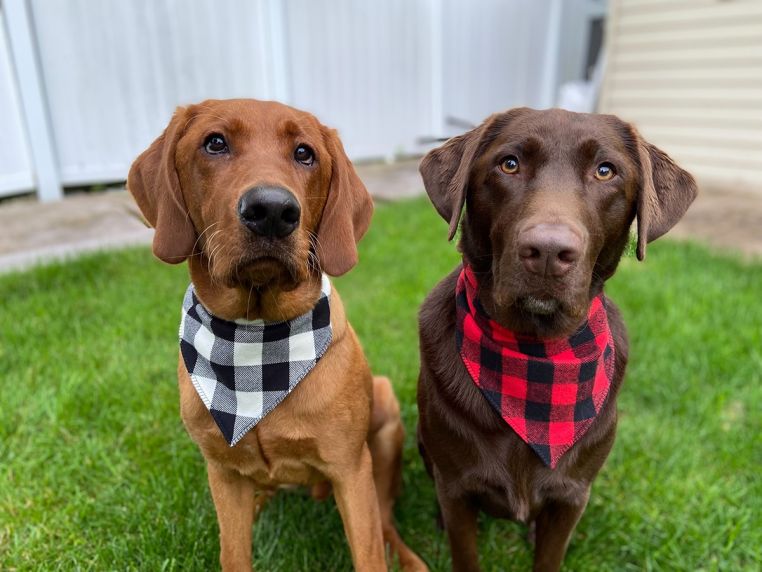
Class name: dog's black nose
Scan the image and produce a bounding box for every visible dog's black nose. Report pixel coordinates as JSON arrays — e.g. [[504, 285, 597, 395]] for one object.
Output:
[[518, 224, 582, 277], [238, 187, 301, 238]]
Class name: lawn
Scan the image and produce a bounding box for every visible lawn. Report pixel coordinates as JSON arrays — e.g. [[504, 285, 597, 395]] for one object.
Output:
[[0, 197, 760, 571]]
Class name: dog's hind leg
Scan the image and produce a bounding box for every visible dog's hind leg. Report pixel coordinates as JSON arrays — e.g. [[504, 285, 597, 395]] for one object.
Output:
[[368, 376, 429, 571], [416, 426, 443, 530]]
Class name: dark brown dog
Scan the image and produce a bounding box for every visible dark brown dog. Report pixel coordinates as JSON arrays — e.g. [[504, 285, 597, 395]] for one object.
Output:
[[416, 108, 696, 571], [128, 99, 426, 571]]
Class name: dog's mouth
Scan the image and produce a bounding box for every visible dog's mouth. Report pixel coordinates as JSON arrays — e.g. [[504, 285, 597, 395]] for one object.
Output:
[[518, 295, 560, 316], [231, 253, 301, 287], [240, 254, 289, 273], [509, 263, 592, 322], [492, 270, 591, 337], [502, 292, 589, 338], [202, 224, 316, 291]]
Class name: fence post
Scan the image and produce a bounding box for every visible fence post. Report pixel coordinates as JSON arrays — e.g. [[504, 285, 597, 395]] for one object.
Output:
[[539, 0, 564, 109], [3, 0, 62, 201]]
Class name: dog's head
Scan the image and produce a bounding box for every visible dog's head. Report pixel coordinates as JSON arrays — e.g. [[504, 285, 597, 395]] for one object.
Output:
[[421, 107, 697, 337], [128, 99, 372, 289]]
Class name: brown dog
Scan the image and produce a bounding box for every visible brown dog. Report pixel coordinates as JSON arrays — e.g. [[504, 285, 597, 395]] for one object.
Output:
[[416, 108, 696, 571], [128, 99, 426, 571]]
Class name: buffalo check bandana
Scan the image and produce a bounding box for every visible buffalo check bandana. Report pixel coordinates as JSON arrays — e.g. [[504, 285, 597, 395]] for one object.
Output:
[[179, 274, 332, 446], [455, 265, 615, 468]]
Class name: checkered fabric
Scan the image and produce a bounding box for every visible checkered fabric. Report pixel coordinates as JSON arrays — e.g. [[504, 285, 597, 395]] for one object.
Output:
[[179, 274, 332, 446], [455, 265, 615, 468]]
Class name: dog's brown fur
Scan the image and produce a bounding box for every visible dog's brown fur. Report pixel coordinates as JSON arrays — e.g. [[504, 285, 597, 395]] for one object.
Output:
[[416, 108, 697, 571], [128, 98, 426, 572]]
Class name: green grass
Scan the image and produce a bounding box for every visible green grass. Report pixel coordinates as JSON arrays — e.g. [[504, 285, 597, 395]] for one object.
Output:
[[1, 197, 760, 571]]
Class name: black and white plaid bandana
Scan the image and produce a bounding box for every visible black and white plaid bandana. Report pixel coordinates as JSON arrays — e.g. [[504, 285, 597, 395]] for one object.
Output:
[[179, 274, 333, 446]]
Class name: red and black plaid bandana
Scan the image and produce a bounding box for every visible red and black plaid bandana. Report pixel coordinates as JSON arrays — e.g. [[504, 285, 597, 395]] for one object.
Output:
[[455, 265, 615, 468]]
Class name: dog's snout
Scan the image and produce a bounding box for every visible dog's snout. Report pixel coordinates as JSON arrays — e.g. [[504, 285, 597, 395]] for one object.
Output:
[[238, 187, 301, 238], [518, 224, 582, 277]]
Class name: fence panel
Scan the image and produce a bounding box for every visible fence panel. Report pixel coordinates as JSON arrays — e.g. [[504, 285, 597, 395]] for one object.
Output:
[[284, 0, 435, 159], [28, 0, 274, 186], [441, 0, 555, 131], [3, 0, 597, 197]]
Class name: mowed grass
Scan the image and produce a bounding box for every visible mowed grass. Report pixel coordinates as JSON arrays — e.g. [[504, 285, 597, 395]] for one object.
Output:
[[1, 197, 760, 571]]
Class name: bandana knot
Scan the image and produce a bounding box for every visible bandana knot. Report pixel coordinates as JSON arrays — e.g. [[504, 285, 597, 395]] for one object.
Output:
[[180, 274, 333, 446], [455, 265, 615, 468]]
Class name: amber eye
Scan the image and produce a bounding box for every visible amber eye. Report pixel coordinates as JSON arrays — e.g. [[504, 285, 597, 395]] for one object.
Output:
[[294, 144, 315, 166], [204, 134, 228, 155], [595, 162, 616, 181], [500, 155, 520, 174]]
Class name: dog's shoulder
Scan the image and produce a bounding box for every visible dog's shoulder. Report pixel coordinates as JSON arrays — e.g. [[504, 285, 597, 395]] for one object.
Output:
[[419, 264, 460, 327], [418, 264, 500, 422], [418, 265, 461, 367]]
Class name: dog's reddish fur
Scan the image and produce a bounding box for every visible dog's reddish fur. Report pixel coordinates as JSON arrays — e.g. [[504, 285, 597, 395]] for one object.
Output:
[[128, 99, 426, 571]]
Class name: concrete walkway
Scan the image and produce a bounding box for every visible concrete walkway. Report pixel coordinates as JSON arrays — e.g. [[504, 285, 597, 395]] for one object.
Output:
[[0, 158, 760, 273], [0, 190, 152, 272]]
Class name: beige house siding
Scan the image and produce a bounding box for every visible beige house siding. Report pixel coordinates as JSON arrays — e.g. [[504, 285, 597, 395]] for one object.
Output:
[[599, 0, 762, 189]]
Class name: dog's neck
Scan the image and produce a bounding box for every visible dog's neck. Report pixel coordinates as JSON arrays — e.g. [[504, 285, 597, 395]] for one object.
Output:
[[188, 258, 324, 322], [467, 264, 599, 339]]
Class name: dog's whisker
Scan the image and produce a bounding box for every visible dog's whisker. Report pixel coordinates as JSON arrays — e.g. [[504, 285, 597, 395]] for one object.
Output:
[[205, 233, 226, 284], [205, 230, 225, 272], [193, 221, 221, 253], [306, 230, 325, 276], [156, 251, 205, 260]]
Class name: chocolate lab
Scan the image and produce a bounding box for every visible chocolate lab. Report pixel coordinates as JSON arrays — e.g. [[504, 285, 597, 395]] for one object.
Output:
[[416, 108, 696, 571], [128, 99, 426, 571]]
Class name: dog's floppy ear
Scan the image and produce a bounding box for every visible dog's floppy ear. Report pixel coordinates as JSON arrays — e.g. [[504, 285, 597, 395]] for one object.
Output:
[[419, 109, 522, 241], [127, 107, 196, 264], [315, 127, 373, 276], [419, 123, 488, 241], [634, 131, 698, 261]]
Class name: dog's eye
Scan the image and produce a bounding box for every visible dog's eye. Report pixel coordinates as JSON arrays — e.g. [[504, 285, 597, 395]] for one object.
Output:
[[294, 144, 315, 166], [595, 162, 616, 181], [204, 134, 228, 155], [499, 155, 520, 174]]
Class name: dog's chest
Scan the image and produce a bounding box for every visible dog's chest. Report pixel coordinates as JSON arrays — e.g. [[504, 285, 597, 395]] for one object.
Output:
[[179, 367, 325, 487], [423, 363, 592, 522], [460, 465, 534, 522], [179, 278, 333, 447], [227, 432, 324, 486], [458, 435, 590, 521]]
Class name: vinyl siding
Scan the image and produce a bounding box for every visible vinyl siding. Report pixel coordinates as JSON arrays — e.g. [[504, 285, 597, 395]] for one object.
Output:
[[599, 0, 762, 189]]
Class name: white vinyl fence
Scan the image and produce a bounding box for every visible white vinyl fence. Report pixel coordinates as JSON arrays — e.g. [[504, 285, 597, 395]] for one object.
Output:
[[0, 5, 34, 196], [0, 0, 604, 201]]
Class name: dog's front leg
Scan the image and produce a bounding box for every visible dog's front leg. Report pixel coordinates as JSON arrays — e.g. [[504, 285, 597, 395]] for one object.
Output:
[[531, 490, 590, 572], [434, 475, 480, 572], [330, 443, 387, 571], [207, 461, 257, 572]]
